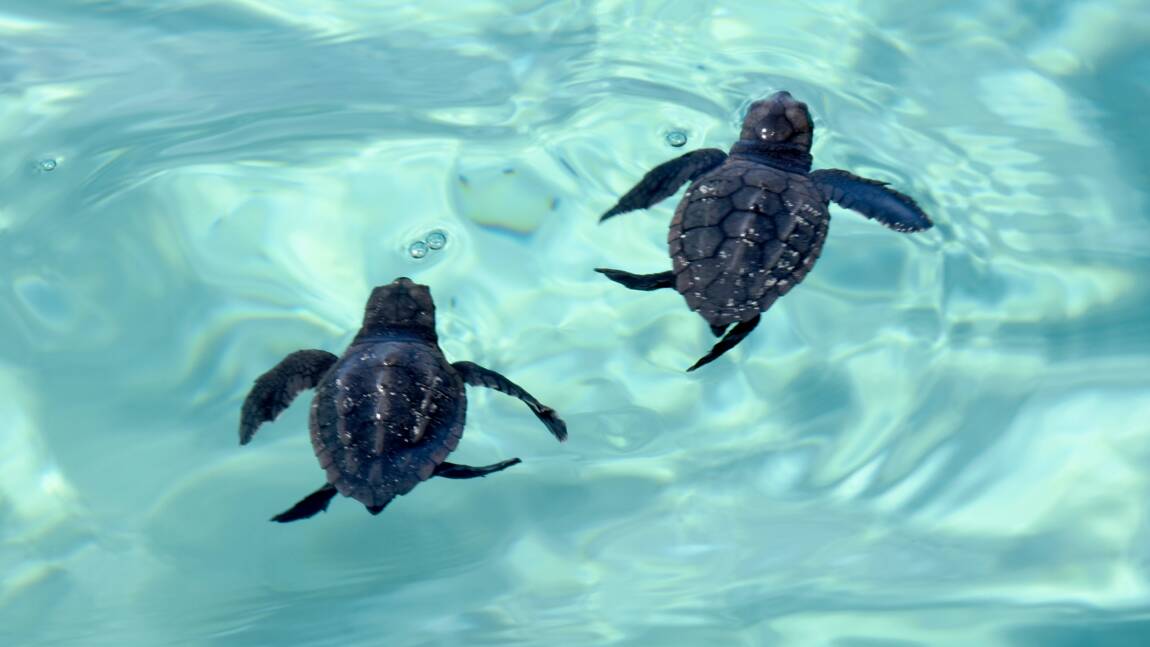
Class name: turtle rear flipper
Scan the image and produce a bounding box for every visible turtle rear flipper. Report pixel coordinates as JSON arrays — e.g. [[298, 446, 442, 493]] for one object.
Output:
[[687, 315, 761, 372], [809, 169, 932, 232], [600, 148, 727, 222], [453, 361, 567, 442], [434, 458, 521, 479], [270, 483, 338, 523], [594, 268, 674, 291], [239, 349, 338, 445]]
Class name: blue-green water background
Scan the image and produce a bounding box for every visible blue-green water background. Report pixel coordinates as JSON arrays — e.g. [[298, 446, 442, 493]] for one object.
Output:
[[3, 1, 1150, 645]]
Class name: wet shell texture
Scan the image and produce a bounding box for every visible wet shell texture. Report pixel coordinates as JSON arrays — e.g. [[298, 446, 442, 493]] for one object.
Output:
[[668, 159, 829, 327], [310, 341, 466, 510]]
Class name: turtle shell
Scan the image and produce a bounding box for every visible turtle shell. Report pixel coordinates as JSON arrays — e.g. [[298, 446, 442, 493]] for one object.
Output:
[[309, 340, 466, 511], [668, 159, 830, 327]]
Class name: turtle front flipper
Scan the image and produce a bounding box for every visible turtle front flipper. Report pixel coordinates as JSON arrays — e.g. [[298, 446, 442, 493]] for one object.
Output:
[[270, 483, 338, 523], [687, 315, 761, 372], [594, 268, 674, 291], [434, 458, 522, 479], [239, 349, 338, 445], [601, 148, 727, 222], [809, 169, 932, 232], [452, 361, 568, 442]]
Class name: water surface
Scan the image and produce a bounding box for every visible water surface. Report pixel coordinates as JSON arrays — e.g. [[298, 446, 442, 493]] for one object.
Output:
[[2, 1, 1150, 645]]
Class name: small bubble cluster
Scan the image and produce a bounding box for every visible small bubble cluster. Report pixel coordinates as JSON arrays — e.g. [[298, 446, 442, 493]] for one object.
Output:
[[407, 229, 449, 259], [665, 131, 688, 147], [38, 159, 58, 172]]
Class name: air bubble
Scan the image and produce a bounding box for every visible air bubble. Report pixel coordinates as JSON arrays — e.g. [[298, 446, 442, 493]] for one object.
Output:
[[665, 131, 688, 147], [425, 230, 447, 250], [408, 241, 429, 259], [38, 159, 57, 172]]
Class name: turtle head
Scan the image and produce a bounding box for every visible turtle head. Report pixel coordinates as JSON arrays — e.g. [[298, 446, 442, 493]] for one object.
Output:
[[358, 277, 438, 341], [740, 91, 813, 152]]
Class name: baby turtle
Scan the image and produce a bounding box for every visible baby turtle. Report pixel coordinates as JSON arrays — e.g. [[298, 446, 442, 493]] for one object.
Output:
[[238, 277, 567, 522], [597, 91, 933, 371]]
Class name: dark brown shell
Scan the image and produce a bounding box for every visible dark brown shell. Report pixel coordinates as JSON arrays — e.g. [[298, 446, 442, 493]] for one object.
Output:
[[309, 340, 466, 510], [668, 159, 830, 327]]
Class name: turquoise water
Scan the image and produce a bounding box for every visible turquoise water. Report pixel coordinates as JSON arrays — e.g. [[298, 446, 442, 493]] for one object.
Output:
[[3, 0, 1150, 644]]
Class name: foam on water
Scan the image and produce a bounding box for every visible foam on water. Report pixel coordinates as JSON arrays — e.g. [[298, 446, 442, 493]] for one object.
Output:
[[2, 0, 1150, 645]]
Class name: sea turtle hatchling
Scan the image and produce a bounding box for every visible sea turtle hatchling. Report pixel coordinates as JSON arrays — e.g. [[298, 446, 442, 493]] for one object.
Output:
[[238, 277, 568, 522], [596, 91, 933, 371]]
